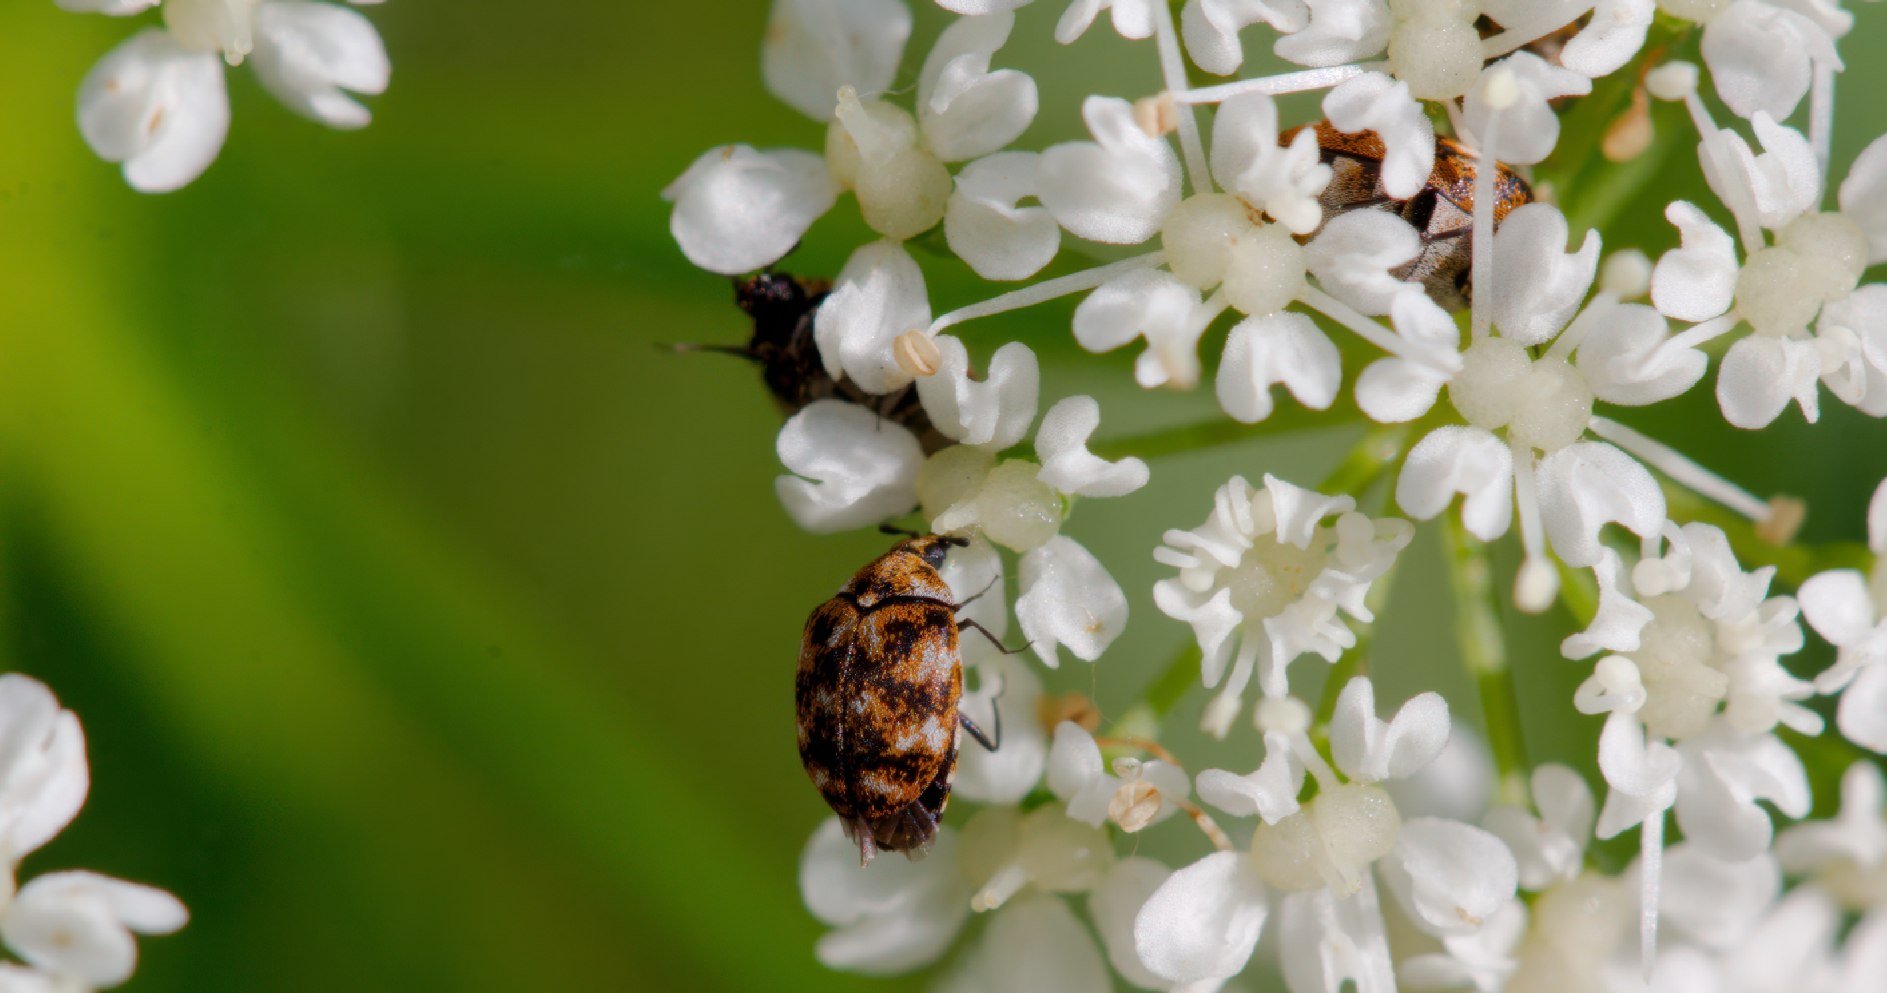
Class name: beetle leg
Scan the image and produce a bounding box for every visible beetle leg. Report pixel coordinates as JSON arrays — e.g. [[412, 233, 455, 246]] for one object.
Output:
[[959, 619, 1028, 656], [877, 523, 923, 540], [954, 576, 1002, 608], [959, 708, 1001, 753]]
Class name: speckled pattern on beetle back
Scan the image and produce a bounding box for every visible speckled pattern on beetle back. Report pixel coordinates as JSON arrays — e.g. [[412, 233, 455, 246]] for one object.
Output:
[[1281, 120, 1533, 312], [796, 535, 966, 864]]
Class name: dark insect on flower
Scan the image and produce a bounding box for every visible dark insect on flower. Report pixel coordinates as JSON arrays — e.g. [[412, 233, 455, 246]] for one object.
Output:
[[1281, 120, 1534, 312], [796, 528, 1003, 866], [671, 272, 949, 453]]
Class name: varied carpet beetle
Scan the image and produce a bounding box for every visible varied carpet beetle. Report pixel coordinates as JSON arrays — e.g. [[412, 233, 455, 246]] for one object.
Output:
[[796, 529, 1002, 866], [1281, 120, 1534, 312], [672, 272, 948, 453]]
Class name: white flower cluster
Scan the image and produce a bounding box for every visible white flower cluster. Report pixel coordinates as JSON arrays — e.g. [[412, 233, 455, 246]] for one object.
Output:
[[664, 0, 1887, 990], [55, 0, 391, 192], [0, 674, 186, 989]]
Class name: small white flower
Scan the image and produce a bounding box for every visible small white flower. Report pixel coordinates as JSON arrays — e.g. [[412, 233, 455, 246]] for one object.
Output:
[[1032, 396, 1149, 497], [1482, 203, 1602, 347], [1657, 844, 1782, 950], [1395, 427, 1514, 541], [1699, 0, 1839, 124], [1651, 201, 1740, 323], [915, 337, 1041, 450], [77, 29, 229, 194], [1039, 96, 1180, 244], [1799, 565, 1887, 751], [815, 239, 933, 394], [799, 818, 971, 973], [1154, 475, 1412, 736], [1776, 761, 1887, 907], [1086, 857, 1177, 991], [1055, 0, 1158, 43], [952, 656, 1050, 803], [249, 1, 389, 129], [1047, 722, 1190, 830], [918, 12, 1039, 163], [1481, 763, 1595, 890], [0, 676, 88, 865], [1215, 311, 1342, 424], [775, 399, 924, 532], [1071, 270, 1217, 389], [1180, 0, 1310, 76], [937, 891, 1113, 993], [1210, 92, 1331, 236], [1322, 71, 1432, 199], [1, 872, 187, 990], [1839, 132, 1887, 265], [762, 0, 912, 121], [1462, 53, 1592, 166], [944, 151, 1061, 281], [1533, 441, 1665, 569], [1557, 0, 1656, 79], [1672, 717, 1811, 862], [1274, 0, 1392, 69], [1017, 535, 1130, 666]]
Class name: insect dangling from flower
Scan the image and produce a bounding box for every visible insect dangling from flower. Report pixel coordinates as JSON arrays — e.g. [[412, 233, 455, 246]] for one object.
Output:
[[669, 272, 948, 453], [796, 528, 1007, 865], [1284, 120, 1534, 311]]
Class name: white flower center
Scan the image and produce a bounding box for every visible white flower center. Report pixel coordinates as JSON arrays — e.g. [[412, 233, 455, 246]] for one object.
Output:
[[1629, 595, 1728, 740], [1448, 338, 1596, 452], [1250, 783, 1401, 894], [1225, 527, 1330, 623], [1735, 213, 1867, 337]]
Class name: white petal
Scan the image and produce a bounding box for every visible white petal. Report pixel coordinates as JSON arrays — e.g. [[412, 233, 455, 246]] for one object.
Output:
[[762, 0, 912, 120], [1577, 302, 1707, 407], [1017, 536, 1129, 666], [1273, 0, 1392, 68], [1483, 203, 1600, 346], [1873, 473, 1887, 556], [1196, 731, 1305, 823], [1700, 0, 1831, 123], [1673, 723, 1810, 861], [1562, 548, 1654, 658], [1211, 94, 1332, 235], [1385, 726, 1495, 825], [800, 818, 971, 972], [1329, 676, 1450, 784], [918, 12, 1038, 162], [1534, 442, 1664, 569], [1379, 818, 1519, 937], [0, 676, 88, 861], [775, 400, 924, 532], [944, 892, 1111, 993], [1323, 72, 1433, 199], [916, 336, 1041, 449], [1395, 427, 1514, 541], [250, 1, 388, 129], [1216, 312, 1342, 423], [3, 872, 187, 988], [1134, 851, 1269, 983], [1776, 761, 1887, 871], [1089, 858, 1176, 991], [664, 145, 840, 275], [55, 0, 160, 11], [1798, 569, 1880, 647], [1035, 396, 1150, 498], [1047, 720, 1107, 808], [1734, 113, 1824, 230], [1305, 210, 1424, 317], [1462, 53, 1591, 165], [77, 30, 229, 194], [1658, 845, 1780, 951], [814, 240, 932, 394], [1181, 0, 1311, 75], [1838, 132, 1887, 265], [955, 654, 1048, 803], [1355, 357, 1447, 424], [1650, 201, 1739, 323], [1276, 880, 1398, 993], [1264, 473, 1354, 549], [1836, 662, 1887, 752], [1596, 712, 1680, 805], [945, 151, 1061, 281], [1071, 269, 1204, 385], [1716, 334, 1822, 429], [1039, 96, 1181, 244], [1557, 0, 1654, 78]]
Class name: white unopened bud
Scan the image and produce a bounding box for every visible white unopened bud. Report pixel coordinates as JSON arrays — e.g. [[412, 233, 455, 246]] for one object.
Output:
[[1645, 61, 1699, 102], [1255, 694, 1312, 736], [1390, 15, 1482, 101], [1600, 249, 1653, 300], [1163, 193, 1257, 290], [1514, 557, 1560, 613]]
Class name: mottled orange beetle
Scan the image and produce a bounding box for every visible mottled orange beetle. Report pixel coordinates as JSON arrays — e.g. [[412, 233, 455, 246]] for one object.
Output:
[[797, 529, 1001, 865], [1280, 120, 1534, 311], [673, 272, 948, 452]]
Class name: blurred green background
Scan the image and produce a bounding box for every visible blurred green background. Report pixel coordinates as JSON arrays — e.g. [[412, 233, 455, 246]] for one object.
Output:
[[0, 1, 1884, 991]]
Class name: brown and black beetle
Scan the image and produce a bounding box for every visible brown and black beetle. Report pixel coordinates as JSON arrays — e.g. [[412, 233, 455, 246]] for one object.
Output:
[[796, 529, 1002, 865]]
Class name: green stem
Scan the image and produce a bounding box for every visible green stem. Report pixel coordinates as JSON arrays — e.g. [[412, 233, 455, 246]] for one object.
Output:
[[1441, 513, 1530, 801], [1094, 410, 1361, 463], [1141, 641, 1203, 720], [1318, 422, 1411, 502]]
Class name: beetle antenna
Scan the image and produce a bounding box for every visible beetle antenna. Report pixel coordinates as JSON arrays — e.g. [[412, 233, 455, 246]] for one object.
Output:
[[878, 523, 924, 539]]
